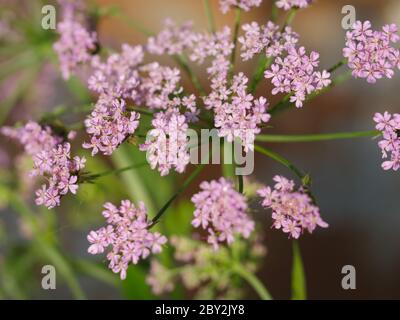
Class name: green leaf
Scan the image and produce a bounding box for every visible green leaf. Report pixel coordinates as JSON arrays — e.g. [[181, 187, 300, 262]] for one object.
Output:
[[291, 241, 307, 300]]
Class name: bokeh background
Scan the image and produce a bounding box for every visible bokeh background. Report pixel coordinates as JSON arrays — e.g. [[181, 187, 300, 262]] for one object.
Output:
[[0, 0, 399, 299]]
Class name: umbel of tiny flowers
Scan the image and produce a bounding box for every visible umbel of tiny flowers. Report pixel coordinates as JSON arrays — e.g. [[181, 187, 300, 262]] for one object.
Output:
[[139, 108, 190, 176], [264, 46, 331, 108], [86, 40, 199, 174], [83, 96, 140, 156], [53, 0, 97, 80], [238, 20, 331, 108], [343, 21, 400, 84], [239, 21, 299, 61], [146, 235, 266, 298], [1, 121, 86, 209], [219, 0, 262, 14], [373, 111, 400, 171], [1, 121, 63, 156], [87, 200, 167, 280], [257, 175, 328, 239], [276, 0, 313, 11], [191, 177, 255, 250]]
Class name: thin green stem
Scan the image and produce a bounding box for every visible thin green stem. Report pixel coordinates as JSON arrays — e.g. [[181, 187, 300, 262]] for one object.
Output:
[[203, 0, 216, 33], [222, 139, 236, 179], [128, 106, 154, 116], [149, 163, 206, 228], [291, 241, 306, 300], [174, 55, 206, 96], [256, 130, 381, 143], [232, 264, 272, 300], [271, 2, 279, 22], [83, 162, 148, 181], [249, 56, 273, 94], [327, 58, 347, 73], [281, 8, 297, 32], [229, 8, 242, 79], [254, 144, 305, 181], [238, 175, 244, 193]]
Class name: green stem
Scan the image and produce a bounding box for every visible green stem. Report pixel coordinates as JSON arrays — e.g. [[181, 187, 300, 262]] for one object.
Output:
[[232, 264, 272, 300], [229, 8, 242, 79], [271, 2, 279, 22], [128, 106, 154, 116], [238, 175, 244, 193], [249, 56, 273, 94], [174, 55, 206, 96], [256, 130, 381, 143], [83, 162, 148, 181], [203, 0, 216, 33], [222, 140, 236, 179], [254, 144, 305, 181], [149, 163, 206, 227], [328, 58, 347, 73], [281, 8, 297, 31], [291, 241, 306, 300]]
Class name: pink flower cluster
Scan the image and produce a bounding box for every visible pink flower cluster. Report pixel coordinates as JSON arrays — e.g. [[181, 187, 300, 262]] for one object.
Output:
[[276, 0, 313, 10], [87, 200, 167, 280], [219, 0, 262, 14], [1, 122, 85, 209], [343, 21, 400, 83], [239, 22, 299, 61], [33, 142, 86, 209], [87, 42, 198, 167], [140, 109, 190, 176], [1, 121, 62, 156], [88, 44, 144, 100], [257, 175, 328, 238], [83, 97, 140, 156], [53, 0, 97, 79], [147, 19, 194, 55], [265, 46, 331, 107], [204, 72, 270, 151], [191, 178, 255, 250], [373, 112, 400, 171]]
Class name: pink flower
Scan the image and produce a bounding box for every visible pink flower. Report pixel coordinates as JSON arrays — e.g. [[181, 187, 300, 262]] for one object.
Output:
[[87, 200, 167, 280], [343, 21, 400, 83], [219, 0, 262, 14], [264, 46, 331, 108], [140, 109, 190, 176], [239, 21, 299, 61], [373, 111, 400, 171], [276, 0, 313, 10], [1, 121, 85, 209], [191, 178, 254, 249], [53, 0, 97, 79], [257, 175, 328, 238], [83, 97, 140, 156]]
